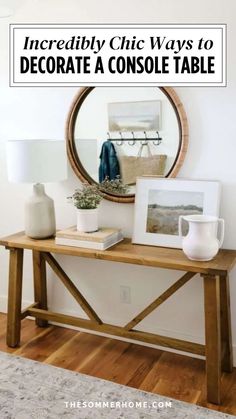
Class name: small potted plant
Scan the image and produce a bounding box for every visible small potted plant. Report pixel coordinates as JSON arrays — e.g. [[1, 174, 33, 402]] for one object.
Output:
[[68, 184, 103, 232]]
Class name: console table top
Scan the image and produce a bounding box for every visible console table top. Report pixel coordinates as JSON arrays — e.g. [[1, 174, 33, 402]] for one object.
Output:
[[1, 232, 236, 275]]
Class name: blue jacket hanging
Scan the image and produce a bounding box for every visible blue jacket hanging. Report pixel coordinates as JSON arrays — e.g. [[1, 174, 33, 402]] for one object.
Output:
[[99, 140, 120, 182]]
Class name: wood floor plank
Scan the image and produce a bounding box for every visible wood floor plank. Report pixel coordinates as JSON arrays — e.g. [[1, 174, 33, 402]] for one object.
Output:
[[219, 372, 236, 415], [80, 341, 162, 386], [44, 332, 110, 371], [139, 352, 206, 393], [0, 318, 49, 353], [0, 313, 236, 415], [77, 338, 131, 376], [13, 326, 76, 362], [153, 378, 201, 404], [197, 371, 236, 415], [125, 346, 162, 388]]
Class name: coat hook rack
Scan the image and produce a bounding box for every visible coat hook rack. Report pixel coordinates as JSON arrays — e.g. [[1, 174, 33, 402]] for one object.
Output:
[[107, 130, 163, 146]]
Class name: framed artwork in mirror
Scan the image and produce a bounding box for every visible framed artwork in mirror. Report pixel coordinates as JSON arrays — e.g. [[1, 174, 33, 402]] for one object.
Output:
[[108, 100, 161, 132], [66, 87, 189, 203]]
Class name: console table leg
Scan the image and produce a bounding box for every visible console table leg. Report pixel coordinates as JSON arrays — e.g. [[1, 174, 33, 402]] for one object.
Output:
[[220, 274, 233, 372], [7, 248, 24, 347], [33, 251, 48, 327], [203, 274, 221, 405]]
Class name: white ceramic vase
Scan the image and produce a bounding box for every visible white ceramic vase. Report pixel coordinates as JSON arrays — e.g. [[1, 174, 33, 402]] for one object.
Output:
[[179, 214, 225, 261], [76, 208, 98, 232]]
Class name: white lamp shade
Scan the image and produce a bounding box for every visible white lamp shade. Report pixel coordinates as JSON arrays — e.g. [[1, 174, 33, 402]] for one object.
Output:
[[6, 140, 68, 183]]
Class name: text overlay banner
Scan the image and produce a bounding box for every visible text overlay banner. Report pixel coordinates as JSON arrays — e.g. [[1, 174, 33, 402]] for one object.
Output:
[[10, 24, 226, 87]]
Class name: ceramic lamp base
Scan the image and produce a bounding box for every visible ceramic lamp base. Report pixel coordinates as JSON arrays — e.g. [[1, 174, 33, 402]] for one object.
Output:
[[25, 183, 56, 239]]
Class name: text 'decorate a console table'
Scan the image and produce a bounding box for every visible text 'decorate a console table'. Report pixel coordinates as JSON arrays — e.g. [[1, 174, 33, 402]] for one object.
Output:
[[1, 232, 236, 405]]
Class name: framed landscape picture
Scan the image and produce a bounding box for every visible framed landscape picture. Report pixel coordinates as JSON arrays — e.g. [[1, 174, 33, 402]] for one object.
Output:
[[108, 100, 161, 132], [132, 178, 221, 248]]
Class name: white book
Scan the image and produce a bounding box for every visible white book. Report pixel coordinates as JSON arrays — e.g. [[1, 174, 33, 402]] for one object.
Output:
[[55, 232, 124, 250]]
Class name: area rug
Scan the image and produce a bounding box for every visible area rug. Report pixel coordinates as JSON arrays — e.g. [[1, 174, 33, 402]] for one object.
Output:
[[0, 351, 234, 419]]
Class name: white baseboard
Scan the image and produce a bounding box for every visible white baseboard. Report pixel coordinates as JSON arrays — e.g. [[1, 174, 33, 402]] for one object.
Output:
[[0, 295, 235, 366]]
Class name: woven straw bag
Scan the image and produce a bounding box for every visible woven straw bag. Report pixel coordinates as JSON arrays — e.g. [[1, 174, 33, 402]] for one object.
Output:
[[119, 144, 167, 185]]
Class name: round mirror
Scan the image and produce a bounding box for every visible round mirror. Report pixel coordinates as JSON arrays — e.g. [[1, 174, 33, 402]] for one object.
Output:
[[66, 87, 188, 203]]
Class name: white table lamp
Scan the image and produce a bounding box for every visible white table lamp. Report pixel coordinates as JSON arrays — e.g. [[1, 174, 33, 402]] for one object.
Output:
[[6, 140, 68, 239]]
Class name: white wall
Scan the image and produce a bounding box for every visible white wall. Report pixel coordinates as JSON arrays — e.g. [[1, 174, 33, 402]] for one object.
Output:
[[1, 0, 236, 361]]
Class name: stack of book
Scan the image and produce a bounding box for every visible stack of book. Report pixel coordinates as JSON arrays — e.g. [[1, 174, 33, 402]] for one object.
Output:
[[55, 226, 123, 250]]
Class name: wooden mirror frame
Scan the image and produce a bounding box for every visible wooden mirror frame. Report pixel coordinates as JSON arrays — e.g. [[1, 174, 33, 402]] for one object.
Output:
[[66, 87, 188, 204]]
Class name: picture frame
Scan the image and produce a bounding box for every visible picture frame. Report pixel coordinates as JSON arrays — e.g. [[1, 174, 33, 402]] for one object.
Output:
[[108, 100, 161, 132], [132, 178, 221, 249]]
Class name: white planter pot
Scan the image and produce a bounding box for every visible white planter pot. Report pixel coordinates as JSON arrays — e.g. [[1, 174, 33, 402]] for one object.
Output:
[[76, 208, 98, 232]]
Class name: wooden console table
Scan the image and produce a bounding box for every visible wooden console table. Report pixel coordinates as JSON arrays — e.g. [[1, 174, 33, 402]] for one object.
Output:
[[1, 232, 236, 405]]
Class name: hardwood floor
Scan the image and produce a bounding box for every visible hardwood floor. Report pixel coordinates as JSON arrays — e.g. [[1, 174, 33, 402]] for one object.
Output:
[[0, 313, 236, 415]]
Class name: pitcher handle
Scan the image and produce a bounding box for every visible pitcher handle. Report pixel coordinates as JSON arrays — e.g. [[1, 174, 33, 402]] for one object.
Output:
[[218, 218, 225, 248], [178, 216, 184, 240]]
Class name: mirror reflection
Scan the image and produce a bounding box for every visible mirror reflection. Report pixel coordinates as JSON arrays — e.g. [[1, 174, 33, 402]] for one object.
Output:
[[73, 87, 181, 196]]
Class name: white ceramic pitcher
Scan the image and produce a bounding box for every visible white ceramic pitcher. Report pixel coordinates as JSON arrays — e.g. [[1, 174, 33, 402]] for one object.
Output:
[[178, 214, 225, 261]]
